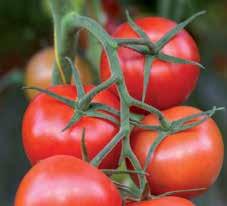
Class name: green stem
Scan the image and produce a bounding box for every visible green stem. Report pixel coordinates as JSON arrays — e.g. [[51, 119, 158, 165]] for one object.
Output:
[[49, 0, 85, 84], [65, 57, 85, 99], [91, 130, 125, 167], [143, 132, 167, 172], [81, 128, 89, 162], [129, 97, 170, 129], [78, 75, 119, 109]]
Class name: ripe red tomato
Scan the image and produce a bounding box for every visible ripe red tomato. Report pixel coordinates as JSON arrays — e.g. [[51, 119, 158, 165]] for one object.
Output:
[[22, 85, 121, 169], [101, 0, 121, 18], [128, 106, 224, 198], [127, 196, 195, 206], [100, 17, 200, 112], [14, 155, 122, 206], [25, 47, 93, 100]]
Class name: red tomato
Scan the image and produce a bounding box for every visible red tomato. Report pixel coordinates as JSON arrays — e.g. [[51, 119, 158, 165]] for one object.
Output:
[[14, 155, 122, 206], [100, 17, 200, 112], [22, 85, 121, 169], [128, 106, 224, 198], [101, 0, 121, 18], [127, 196, 195, 206]]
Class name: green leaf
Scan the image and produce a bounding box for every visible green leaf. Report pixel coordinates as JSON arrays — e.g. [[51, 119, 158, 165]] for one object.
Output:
[[156, 11, 206, 51], [158, 52, 205, 69], [142, 55, 155, 102]]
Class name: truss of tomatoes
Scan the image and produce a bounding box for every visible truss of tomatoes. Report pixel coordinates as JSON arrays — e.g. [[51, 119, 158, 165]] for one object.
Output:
[[14, 14, 224, 206]]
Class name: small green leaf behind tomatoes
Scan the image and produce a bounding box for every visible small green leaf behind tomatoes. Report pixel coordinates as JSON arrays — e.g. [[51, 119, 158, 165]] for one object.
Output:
[[128, 106, 224, 198], [22, 85, 121, 169], [127, 196, 196, 206], [14, 155, 122, 206], [100, 17, 200, 113]]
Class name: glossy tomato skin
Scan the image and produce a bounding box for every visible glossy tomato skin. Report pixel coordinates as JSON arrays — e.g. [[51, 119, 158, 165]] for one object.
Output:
[[15, 155, 122, 206], [127, 196, 195, 206], [25, 47, 93, 100], [129, 106, 224, 198], [22, 85, 121, 169], [100, 17, 200, 112]]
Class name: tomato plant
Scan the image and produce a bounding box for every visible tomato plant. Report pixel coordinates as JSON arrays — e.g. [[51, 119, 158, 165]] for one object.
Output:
[[15, 0, 224, 204], [25, 47, 93, 99], [128, 106, 224, 198], [14, 155, 122, 206], [100, 17, 200, 112], [22, 85, 121, 169], [127, 196, 195, 206]]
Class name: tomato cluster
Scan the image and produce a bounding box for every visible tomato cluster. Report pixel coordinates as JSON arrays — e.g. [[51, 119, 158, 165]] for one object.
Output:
[[14, 3, 224, 206]]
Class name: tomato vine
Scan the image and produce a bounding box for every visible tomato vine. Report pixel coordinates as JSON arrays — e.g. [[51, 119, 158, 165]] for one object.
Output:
[[23, 0, 224, 203]]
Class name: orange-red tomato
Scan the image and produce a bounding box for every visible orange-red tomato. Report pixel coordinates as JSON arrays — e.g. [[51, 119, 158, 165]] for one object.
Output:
[[127, 196, 195, 206], [129, 106, 224, 198], [25, 47, 93, 99], [14, 155, 122, 206]]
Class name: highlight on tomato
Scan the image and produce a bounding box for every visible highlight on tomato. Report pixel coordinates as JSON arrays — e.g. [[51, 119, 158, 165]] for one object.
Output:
[[22, 85, 121, 169], [100, 17, 200, 112], [128, 106, 224, 198], [14, 155, 122, 206], [25, 47, 93, 99]]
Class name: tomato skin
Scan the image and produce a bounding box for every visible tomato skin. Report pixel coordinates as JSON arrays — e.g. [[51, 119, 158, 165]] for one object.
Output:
[[25, 47, 54, 99], [128, 106, 224, 198], [14, 155, 122, 206], [22, 85, 121, 169], [25, 47, 93, 100], [100, 17, 200, 112], [126, 196, 195, 206]]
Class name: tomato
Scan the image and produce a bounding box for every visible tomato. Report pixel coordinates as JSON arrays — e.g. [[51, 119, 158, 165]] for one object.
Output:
[[100, 17, 200, 112], [127, 196, 195, 206], [22, 85, 121, 169], [14, 155, 122, 206], [128, 106, 224, 198], [101, 0, 121, 18], [25, 47, 93, 99]]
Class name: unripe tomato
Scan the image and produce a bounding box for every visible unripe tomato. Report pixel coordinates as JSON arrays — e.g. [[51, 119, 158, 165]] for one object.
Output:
[[127, 196, 195, 206], [15, 155, 122, 206], [128, 106, 224, 198], [100, 17, 200, 112], [22, 85, 121, 169], [25, 47, 93, 99]]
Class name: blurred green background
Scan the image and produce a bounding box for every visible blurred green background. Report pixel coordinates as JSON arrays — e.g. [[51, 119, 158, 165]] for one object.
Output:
[[0, 0, 226, 205]]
